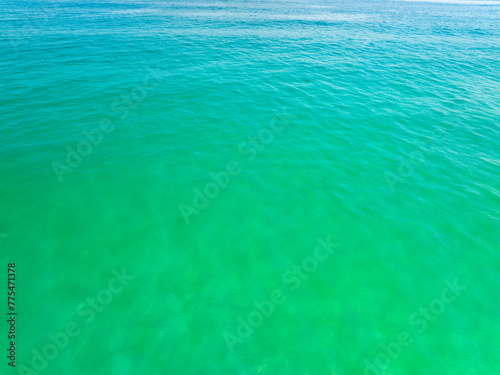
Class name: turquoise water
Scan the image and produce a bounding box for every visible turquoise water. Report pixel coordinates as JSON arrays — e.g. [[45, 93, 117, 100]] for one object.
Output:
[[1, 0, 499, 374]]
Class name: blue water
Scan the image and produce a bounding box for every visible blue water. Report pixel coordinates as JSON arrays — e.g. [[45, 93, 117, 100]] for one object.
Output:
[[0, 0, 499, 374]]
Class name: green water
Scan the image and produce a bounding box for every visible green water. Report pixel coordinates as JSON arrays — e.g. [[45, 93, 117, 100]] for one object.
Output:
[[1, 0, 499, 374]]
